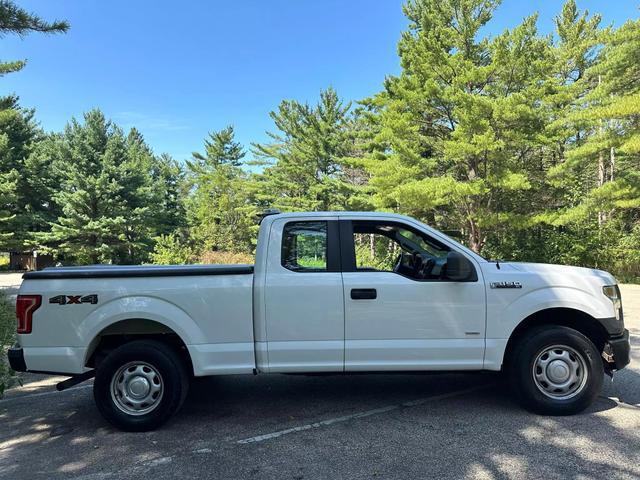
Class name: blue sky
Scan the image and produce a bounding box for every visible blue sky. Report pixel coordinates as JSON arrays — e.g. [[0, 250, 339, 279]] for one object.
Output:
[[3, 1, 639, 162]]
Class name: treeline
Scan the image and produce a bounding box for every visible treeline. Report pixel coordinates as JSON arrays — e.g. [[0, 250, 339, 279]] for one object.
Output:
[[1, 0, 639, 279]]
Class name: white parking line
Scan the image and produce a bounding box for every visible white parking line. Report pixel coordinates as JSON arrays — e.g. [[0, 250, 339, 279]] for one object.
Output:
[[236, 383, 492, 444]]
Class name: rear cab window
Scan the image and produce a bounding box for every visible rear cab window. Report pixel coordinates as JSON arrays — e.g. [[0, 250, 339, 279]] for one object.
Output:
[[281, 221, 328, 272]]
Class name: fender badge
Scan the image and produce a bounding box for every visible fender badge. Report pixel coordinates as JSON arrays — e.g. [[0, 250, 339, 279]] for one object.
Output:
[[490, 281, 522, 289]]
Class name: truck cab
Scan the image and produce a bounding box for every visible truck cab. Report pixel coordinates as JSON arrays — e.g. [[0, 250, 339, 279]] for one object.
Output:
[[254, 212, 487, 373]]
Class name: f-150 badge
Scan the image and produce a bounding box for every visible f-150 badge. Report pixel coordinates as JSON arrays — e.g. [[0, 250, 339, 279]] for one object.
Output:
[[490, 281, 522, 289]]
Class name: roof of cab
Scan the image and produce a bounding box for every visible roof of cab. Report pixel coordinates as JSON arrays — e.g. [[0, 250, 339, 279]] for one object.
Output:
[[263, 211, 415, 220]]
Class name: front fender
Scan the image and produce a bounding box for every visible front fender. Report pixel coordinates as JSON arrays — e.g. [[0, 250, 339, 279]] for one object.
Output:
[[483, 285, 613, 370], [489, 286, 613, 340]]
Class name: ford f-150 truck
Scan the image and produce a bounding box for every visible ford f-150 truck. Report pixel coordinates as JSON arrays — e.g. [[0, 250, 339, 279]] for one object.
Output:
[[8, 211, 630, 431]]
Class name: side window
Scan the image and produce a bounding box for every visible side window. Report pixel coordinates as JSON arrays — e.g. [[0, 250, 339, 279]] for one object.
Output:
[[353, 232, 399, 272], [351, 221, 450, 280], [282, 222, 328, 272]]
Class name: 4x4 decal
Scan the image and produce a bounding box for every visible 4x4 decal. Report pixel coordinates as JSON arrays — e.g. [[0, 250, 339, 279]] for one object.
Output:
[[49, 294, 98, 305]]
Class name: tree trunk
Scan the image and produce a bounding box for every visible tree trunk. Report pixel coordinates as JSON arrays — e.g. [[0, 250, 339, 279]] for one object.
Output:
[[467, 219, 484, 253], [610, 146, 615, 181], [598, 149, 605, 226], [597, 74, 606, 227]]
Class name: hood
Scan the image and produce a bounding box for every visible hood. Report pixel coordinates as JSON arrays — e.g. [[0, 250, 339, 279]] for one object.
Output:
[[506, 262, 616, 284]]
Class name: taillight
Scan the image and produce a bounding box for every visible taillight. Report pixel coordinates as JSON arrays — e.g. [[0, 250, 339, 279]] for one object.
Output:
[[16, 295, 42, 334]]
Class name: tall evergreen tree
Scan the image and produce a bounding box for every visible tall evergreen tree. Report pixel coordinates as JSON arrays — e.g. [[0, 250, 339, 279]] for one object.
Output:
[[186, 126, 256, 254], [253, 87, 367, 211], [539, 15, 640, 273], [190, 127, 244, 169], [483, 0, 604, 264], [362, 0, 554, 252], [0, 1, 68, 249], [151, 153, 187, 237], [38, 110, 158, 264], [0, 96, 47, 250]]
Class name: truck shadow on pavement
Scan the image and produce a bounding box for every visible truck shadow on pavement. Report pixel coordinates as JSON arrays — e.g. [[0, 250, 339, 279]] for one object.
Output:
[[0, 360, 639, 479]]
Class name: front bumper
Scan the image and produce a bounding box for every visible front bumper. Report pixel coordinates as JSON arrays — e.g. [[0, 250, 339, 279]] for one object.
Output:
[[604, 329, 631, 370], [7, 347, 27, 372]]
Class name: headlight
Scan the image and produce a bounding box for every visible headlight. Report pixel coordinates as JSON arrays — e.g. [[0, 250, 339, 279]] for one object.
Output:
[[603, 285, 623, 322]]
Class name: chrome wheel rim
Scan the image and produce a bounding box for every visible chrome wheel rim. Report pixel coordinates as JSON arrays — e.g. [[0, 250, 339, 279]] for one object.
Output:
[[110, 361, 164, 415], [532, 345, 588, 400]]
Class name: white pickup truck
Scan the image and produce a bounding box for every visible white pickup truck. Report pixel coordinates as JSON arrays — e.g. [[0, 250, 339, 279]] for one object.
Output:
[[9, 211, 630, 431]]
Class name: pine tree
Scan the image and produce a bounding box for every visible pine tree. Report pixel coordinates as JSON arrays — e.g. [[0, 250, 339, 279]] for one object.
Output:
[[0, 168, 16, 244], [362, 0, 554, 252], [190, 126, 244, 169], [39, 110, 158, 264], [186, 126, 256, 255], [0, 1, 67, 248], [540, 15, 640, 272], [151, 153, 187, 237], [0, 96, 42, 249], [489, 0, 603, 265], [253, 87, 367, 212], [0, 0, 68, 76]]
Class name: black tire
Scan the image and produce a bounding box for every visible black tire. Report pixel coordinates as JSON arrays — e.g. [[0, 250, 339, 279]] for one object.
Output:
[[507, 326, 603, 415], [93, 340, 189, 432]]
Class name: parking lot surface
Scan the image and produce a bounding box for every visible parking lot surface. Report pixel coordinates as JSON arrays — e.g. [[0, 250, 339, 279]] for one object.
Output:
[[0, 281, 638, 480]]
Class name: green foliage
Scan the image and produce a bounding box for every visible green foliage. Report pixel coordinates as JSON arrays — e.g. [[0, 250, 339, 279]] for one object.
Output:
[[0, 168, 17, 245], [360, 0, 555, 251], [150, 233, 193, 265], [33, 110, 168, 264], [0, 2, 67, 252], [190, 127, 245, 169], [253, 87, 371, 212], [186, 126, 257, 255], [0, 0, 68, 77], [0, 290, 16, 397], [0, 97, 43, 250], [0, 0, 638, 281], [354, 234, 398, 271], [349, 0, 640, 279], [151, 153, 188, 236], [199, 250, 254, 265]]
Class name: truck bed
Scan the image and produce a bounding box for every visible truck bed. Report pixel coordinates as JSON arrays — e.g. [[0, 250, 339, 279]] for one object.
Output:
[[18, 264, 256, 376]]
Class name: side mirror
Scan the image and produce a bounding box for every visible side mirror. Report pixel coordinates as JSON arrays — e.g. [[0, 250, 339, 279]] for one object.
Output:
[[445, 251, 475, 281]]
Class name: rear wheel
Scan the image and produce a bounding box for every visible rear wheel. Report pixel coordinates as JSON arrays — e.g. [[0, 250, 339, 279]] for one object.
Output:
[[508, 326, 603, 415], [93, 340, 189, 431]]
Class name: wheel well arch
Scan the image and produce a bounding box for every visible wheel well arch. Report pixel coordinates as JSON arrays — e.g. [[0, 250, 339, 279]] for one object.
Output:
[[502, 307, 608, 369], [85, 318, 194, 375]]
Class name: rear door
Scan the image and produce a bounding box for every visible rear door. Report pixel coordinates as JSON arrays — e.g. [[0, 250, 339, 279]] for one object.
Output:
[[340, 219, 486, 371], [263, 218, 344, 372]]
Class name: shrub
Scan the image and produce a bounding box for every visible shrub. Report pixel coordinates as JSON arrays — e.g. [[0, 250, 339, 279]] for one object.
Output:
[[199, 251, 254, 265], [150, 233, 195, 265], [0, 254, 9, 271], [0, 291, 16, 398]]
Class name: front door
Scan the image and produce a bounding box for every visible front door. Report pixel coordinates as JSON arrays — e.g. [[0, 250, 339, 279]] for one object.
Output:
[[263, 218, 344, 372], [340, 219, 486, 371]]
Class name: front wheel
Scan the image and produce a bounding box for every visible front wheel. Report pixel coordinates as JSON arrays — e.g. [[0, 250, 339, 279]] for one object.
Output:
[[93, 340, 189, 431], [508, 326, 603, 415]]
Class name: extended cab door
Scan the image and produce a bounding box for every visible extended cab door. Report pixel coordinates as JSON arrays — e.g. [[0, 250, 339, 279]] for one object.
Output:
[[340, 219, 486, 371], [262, 217, 344, 372]]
